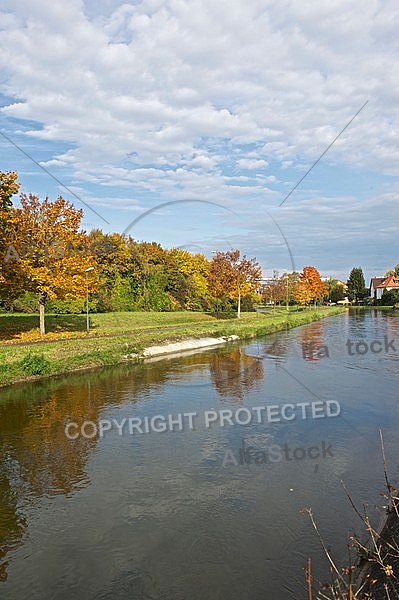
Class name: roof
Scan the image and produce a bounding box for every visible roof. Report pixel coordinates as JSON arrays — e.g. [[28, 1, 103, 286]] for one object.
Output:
[[370, 277, 385, 289], [375, 275, 399, 289]]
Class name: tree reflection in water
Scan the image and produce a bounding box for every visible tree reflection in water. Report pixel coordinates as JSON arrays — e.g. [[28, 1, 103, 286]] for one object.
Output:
[[209, 348, 264, 403], [0, 346, 264, 580]]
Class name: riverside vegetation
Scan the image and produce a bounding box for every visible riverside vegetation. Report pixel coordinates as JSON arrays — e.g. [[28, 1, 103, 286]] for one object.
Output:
[[0, 306, 344, 387]]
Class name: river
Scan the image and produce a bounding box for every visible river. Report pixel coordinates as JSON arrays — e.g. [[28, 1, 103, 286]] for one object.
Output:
[[0, 309, 398, 599]]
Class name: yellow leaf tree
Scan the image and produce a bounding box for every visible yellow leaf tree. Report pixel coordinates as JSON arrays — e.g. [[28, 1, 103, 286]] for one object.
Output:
[[7, 194, 97, 334], [166, 248, 210, 309], [293, 266, 324, 306]]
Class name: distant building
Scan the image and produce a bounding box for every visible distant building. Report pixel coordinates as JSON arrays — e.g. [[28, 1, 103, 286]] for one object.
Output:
[[370, 275, 399, 301]]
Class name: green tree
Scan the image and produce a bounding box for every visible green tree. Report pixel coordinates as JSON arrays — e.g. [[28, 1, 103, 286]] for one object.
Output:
[[385, 264, 399, 277], [347, 267, 368, 304], [326, 279, 346, 303], [87, 231, 141, 311], [381, 288, 399, 306]]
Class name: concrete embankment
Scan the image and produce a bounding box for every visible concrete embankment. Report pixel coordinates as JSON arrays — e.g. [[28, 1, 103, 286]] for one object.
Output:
[[142, 335, 240, 359]]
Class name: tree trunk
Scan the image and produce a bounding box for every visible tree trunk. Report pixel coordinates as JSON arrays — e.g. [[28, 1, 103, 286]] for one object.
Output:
[[39, 293, 46, 335], [237, 289, 241, 319]]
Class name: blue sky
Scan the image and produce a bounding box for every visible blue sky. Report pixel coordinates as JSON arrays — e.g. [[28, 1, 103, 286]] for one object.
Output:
[[1, 0, 398, 281]]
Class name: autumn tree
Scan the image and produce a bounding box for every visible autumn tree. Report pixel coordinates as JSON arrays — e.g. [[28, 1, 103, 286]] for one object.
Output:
[[293, 280, 313, 306], [293, 266, 325, 306], [0, 171, 19, 213], [262, 271, 286, 310], [208, 250, 261, 318], [0, 171, 20, 296], [165, 248, 210, 310], [347, 267, 367, 304], [7, 194, 96, 334]]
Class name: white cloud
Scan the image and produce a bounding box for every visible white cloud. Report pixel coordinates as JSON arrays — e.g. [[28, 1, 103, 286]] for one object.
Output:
[[1, 0, 399, 277], [237, 159, 269, 170], [2, 0, 395, 174]]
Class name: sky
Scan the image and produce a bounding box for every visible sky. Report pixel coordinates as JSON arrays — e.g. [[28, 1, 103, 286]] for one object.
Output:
[[0, 0, 398, 281]]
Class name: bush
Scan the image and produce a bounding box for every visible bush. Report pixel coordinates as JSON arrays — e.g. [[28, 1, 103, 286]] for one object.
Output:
[[208, 297, 237, 319], [381, 289, 399, 306], [6, 294, 95, 315], [45, 298, 86, 314], [10, 292, 38, 313], [18, 352, 51, 375], [239, 296, 256, 312]]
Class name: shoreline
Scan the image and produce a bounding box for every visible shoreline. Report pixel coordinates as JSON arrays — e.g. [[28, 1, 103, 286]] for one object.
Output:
[[0, 307, 345, 388], [142, 334, 240, 359]]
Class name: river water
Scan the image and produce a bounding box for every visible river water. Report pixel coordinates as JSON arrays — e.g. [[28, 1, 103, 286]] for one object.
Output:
[[0, 309, 398, 599]]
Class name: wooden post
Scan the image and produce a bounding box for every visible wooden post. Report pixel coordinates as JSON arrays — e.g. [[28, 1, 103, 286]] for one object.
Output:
[[39, 293, 46, 335]]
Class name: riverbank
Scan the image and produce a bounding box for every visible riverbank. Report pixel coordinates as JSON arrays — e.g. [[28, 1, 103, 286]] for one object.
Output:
[[317, 486, 399, 599], [0, 306, 345, 387], [356, 497, 399, 599]]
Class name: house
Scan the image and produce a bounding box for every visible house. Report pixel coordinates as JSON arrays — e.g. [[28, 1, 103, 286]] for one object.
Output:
[[370, 275, 399, 301], [370, 277, 386, 301]]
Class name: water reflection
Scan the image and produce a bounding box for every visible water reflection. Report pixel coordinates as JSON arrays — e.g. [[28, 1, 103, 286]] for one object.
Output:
[[0, 310, 397, 599], [209, 348, 264, 402], [262, 321, 338, 364], [0, 471, 26, 582], [259, 309, 399, 367], [0, 347, 265, 582]]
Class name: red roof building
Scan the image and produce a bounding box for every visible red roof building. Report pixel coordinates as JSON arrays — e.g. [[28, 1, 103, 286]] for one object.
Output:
[[370, 275, 399, 300]]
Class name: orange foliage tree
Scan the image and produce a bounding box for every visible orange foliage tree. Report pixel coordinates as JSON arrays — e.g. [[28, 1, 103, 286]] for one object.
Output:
[[208, 250, 262, 318], [6, 194, 97, 334], [262, 270, 287, 309], [293, 266, 325, 306]]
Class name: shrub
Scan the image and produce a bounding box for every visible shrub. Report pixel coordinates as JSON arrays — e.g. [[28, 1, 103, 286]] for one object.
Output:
[[208, 297, 237, 319], [10, 292, 38, 313], [239, 296, 256, 312], [45, 298, 86, 314], [18, 352, 51, 375], [381, 289, 399, 306]]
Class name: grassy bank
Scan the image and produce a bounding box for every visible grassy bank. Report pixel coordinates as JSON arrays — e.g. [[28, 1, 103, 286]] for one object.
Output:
[[0, 306, 345, 387]]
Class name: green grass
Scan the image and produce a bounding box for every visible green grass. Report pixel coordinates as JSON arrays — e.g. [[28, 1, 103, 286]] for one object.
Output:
[[0, 307, 345, 387], [0, 310, 217, 341]]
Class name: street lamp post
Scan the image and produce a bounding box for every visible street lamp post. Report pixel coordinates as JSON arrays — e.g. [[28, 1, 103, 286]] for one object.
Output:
[[286, 272, 289, 312], [85, 267, 94, 334], [282, 269, 289, 312]]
